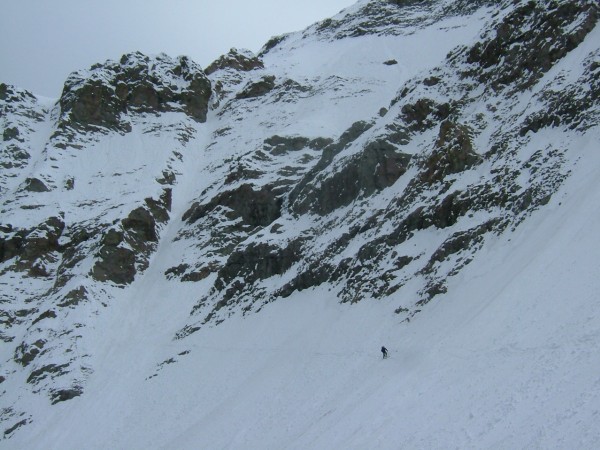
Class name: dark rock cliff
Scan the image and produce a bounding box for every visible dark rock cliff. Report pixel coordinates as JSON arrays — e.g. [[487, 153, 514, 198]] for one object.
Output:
[[57, 52, 212, 136], [178, 0, 599, 328]]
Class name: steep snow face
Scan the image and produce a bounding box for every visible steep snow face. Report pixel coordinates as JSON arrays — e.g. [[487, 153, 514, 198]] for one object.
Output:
[[1, 0, 600, 447], [7, 150, 600, 450], [251, 0, 496, 137], [0, 52, 209, 432]]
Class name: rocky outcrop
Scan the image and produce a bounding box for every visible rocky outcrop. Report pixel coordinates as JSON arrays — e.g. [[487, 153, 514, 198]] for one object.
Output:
[[292, 0, 495, 45], [50, 387, 83, 404], [90, 229, 137, 285], [0, 84, 42, 118], [400, 98, 452, 132], [183, 184, 282, 228], [420, 120, 481, 183], [0, 226, 23, 264], [215, 240, 303, 292], [465, 0, 599, 91], [57, 286, 89, 308], [91, 191, 171, 285], [263, 135, 332, 156], [293, 141, 411, 216], [258, 34, 289, 57], [199, 238, 305, 320], [0, 84, 47, 194], [205, 48, 264, 75], [289, 120, 411, 215], [520, 53, 600, 134], [289, 120, 374, 214], [57, 52, 212, 135], [14, 339, 46, 367], [235, 76, 276, 99], [0, 215, 65, 277]]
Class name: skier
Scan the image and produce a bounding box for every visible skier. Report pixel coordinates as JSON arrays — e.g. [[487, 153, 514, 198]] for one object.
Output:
[[381, 346, 388, 359]]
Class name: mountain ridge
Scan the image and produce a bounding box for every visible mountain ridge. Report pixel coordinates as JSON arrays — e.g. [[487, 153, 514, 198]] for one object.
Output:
[[1, 0, 599, 446]]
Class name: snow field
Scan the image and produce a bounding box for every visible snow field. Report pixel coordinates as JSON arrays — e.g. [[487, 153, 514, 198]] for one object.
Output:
[[17, 135, 600, 448], [3, 1, 600, 448]]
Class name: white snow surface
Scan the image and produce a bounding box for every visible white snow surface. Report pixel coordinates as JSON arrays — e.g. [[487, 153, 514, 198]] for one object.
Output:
[[2, 1, 600, 448], [12, 140, 600, 449]]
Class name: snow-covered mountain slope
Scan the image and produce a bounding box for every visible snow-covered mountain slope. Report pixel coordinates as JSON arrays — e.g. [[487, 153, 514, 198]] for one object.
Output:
[[1, 0, 599, 447]]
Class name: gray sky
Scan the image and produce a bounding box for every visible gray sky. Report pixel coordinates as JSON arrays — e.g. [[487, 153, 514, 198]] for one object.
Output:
[[0, 0, 353, 98]]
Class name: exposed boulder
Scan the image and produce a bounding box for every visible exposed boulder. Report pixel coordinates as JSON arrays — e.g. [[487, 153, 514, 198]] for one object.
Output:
[[23, 177, 49, 192], [50, 386, 82, 404]]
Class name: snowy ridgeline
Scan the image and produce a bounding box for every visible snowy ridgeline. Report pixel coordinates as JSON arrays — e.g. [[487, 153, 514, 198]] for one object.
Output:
[[1, 0, 600, 448]]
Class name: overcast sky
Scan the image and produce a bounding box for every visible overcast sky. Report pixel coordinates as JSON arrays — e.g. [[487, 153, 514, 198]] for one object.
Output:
[[0, 0, 353, 98]]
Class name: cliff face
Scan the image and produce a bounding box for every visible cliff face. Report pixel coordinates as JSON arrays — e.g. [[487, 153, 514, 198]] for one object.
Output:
[[0, 0, 599, 443]]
